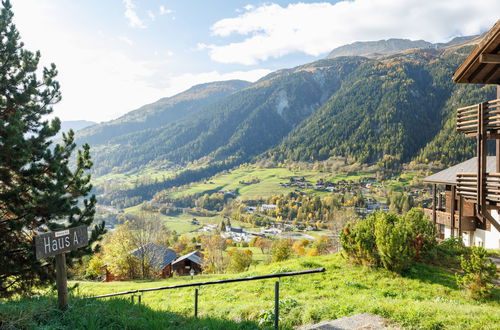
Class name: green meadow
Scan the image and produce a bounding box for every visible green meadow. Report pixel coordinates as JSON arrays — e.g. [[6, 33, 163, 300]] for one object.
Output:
[[2, 254, 498, 329]]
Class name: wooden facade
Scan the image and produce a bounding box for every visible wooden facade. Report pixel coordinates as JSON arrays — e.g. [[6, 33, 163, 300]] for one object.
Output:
[[453, 20, 500, 234], [172, 251, 203, 276]]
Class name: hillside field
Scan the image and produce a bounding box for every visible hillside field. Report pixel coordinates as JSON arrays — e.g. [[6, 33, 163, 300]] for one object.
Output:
[[2, 254, 498, 329]]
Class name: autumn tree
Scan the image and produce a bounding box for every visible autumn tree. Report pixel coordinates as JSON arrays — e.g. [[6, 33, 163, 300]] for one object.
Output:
[[0, 0, 105, 298], [202, 235, 227, 273]]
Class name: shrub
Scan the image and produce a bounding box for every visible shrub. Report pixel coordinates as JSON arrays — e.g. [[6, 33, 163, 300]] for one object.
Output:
[[340, 214, 378, 267], [271, 239, 293, 262], [456, 246, 498, 299], [404, 208, 436, 261], [375, 212, 414, 273], [340, 208, 438, 273]]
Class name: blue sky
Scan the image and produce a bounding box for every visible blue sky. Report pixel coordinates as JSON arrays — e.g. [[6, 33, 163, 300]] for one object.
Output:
[[10, 0, 500, 122]]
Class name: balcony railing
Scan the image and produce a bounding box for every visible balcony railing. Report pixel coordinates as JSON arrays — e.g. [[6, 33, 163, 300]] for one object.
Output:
[[423, 208, 476, 232], [456, 172, 500, 204], [456, 98, 500, 136]]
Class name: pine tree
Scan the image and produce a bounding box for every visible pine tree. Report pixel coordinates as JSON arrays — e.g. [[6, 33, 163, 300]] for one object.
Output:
[[0, 0, 105, 298]]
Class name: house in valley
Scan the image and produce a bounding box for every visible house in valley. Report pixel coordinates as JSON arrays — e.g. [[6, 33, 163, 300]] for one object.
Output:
[[100, 243, 177, 281], [130, 242, 178, 279], [424, 20, 500, 249], [172, 250, 203, 276]]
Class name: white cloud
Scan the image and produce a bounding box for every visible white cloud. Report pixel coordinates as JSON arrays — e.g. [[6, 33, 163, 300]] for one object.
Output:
[[147, 10, 155, 21], [118, 36, 134, 46], [159, 5, 173, 15], [244, 4, 254, 11], [123, 0, 146, 29], [166, 50, 174, 57], [10, 0, 271, 122], [207, 0, 500, 65]]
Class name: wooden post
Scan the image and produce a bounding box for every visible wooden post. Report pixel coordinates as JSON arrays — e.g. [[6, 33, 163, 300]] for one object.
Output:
[[458, 195, 463, 238], [274, 281, 280, 330], [497, 85, 500, 174], [432, 184, 437, 225], [450, 186, 456, 237], [55, 253, 68, 311], [438, 190, 442, 210]]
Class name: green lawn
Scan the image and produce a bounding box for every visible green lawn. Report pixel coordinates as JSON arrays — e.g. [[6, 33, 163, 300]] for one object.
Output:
[[3, 254, 496, 329]]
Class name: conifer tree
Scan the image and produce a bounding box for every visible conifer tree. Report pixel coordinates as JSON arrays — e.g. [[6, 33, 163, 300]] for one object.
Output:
[[0, 0, 105, 298]]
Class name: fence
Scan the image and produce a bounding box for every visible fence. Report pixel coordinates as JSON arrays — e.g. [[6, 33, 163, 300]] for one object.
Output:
[[89, 267, 326, 329]]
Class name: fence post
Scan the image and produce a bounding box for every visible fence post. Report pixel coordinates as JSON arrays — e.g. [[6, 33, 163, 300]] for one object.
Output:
[[138, 294, 141, 305], [131, 295, 135, 304], [194, 288, 199, 318], [274, 281, 279, 329]]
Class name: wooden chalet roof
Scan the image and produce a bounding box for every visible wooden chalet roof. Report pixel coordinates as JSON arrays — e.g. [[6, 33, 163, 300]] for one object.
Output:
[[453, 20, 500, 84], [130, 242, 177, 270], [173, 250, 203, 266], [423, 156, 496, 185]]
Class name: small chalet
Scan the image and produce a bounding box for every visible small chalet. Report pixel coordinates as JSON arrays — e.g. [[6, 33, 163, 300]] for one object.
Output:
[[100, 242, 177, 282], [172, 250, 203, 276], [130, 242, 177, 279]]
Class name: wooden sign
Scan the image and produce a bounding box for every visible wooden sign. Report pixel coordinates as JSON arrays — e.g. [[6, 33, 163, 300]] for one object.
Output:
[[35, 225, 88, 260], [34, 225, 89, 311]]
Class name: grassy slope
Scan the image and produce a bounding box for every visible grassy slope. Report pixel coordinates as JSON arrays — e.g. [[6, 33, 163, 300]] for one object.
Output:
[[3, 254, 497, 329], [168, 166, 377, 200]]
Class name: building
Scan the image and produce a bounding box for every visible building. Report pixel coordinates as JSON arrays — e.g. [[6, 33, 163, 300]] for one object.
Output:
[[130, 242, 178, 279], [423, 157, 499, 248], [172, 250, 203, 276], [100, 242, 177, 281], [424, 20, 500, 249]]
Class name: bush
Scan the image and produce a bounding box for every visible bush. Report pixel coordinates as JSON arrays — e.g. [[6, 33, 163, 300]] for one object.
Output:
[[375, 212, 414, 273], [340, 208, 437, 273], [271, 239, 293, 262], [435, 237, 469, 267], [456, 246, 498, 300], [340, 215, 378, 267]]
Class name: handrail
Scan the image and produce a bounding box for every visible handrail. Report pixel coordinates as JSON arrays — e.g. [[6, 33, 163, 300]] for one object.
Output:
[[88, 267, 325, 299], [87, 267, 325, 329]]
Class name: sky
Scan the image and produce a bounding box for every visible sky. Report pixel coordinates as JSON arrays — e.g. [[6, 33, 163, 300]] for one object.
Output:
[[9, 0, 500, 123]]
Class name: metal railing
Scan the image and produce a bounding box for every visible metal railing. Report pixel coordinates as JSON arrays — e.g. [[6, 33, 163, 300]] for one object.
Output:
[[456, 98, 500, 135], [88, 267, 326, 329]]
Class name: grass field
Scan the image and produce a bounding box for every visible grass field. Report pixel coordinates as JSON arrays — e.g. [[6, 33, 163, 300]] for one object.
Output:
[[168, 166, 378, 200], [2, 254, 498, 329]]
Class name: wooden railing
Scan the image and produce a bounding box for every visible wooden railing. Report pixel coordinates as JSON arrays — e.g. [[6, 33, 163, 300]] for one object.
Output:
[[423, 208, 476, 231], [457, 172, 500, 203], [456, 99, 500, 135]]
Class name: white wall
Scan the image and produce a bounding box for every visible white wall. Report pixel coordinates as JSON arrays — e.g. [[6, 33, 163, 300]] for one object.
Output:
[[472, 210, 500, 249]]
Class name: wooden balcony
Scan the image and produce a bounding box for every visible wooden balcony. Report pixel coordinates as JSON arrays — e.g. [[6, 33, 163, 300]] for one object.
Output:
[[456, 98, 500, 136], [456, 172, 500, 204], [423, 208, 476, 231]]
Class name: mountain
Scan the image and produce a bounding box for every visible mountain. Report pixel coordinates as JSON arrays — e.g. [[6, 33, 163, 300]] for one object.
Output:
[[81, 58, 366, 176], [78, 36, 496, 206], [76, 80, 250, 147], [326, 36, 478, 59], [272, 45, 495, 164]]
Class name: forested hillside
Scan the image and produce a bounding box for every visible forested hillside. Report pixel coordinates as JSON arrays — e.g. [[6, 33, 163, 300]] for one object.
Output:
[[271, 45, 495, 165], [81, 57, 365, 176], [75, 80, 250, 157]]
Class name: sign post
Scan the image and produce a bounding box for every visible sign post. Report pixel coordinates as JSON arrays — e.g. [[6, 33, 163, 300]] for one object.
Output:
[[35, 225, 88, 310]]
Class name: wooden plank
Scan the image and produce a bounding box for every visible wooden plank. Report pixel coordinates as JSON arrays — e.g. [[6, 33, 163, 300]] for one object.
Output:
[[450, 186, 456, 237], [479, 53, 500, 64]]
